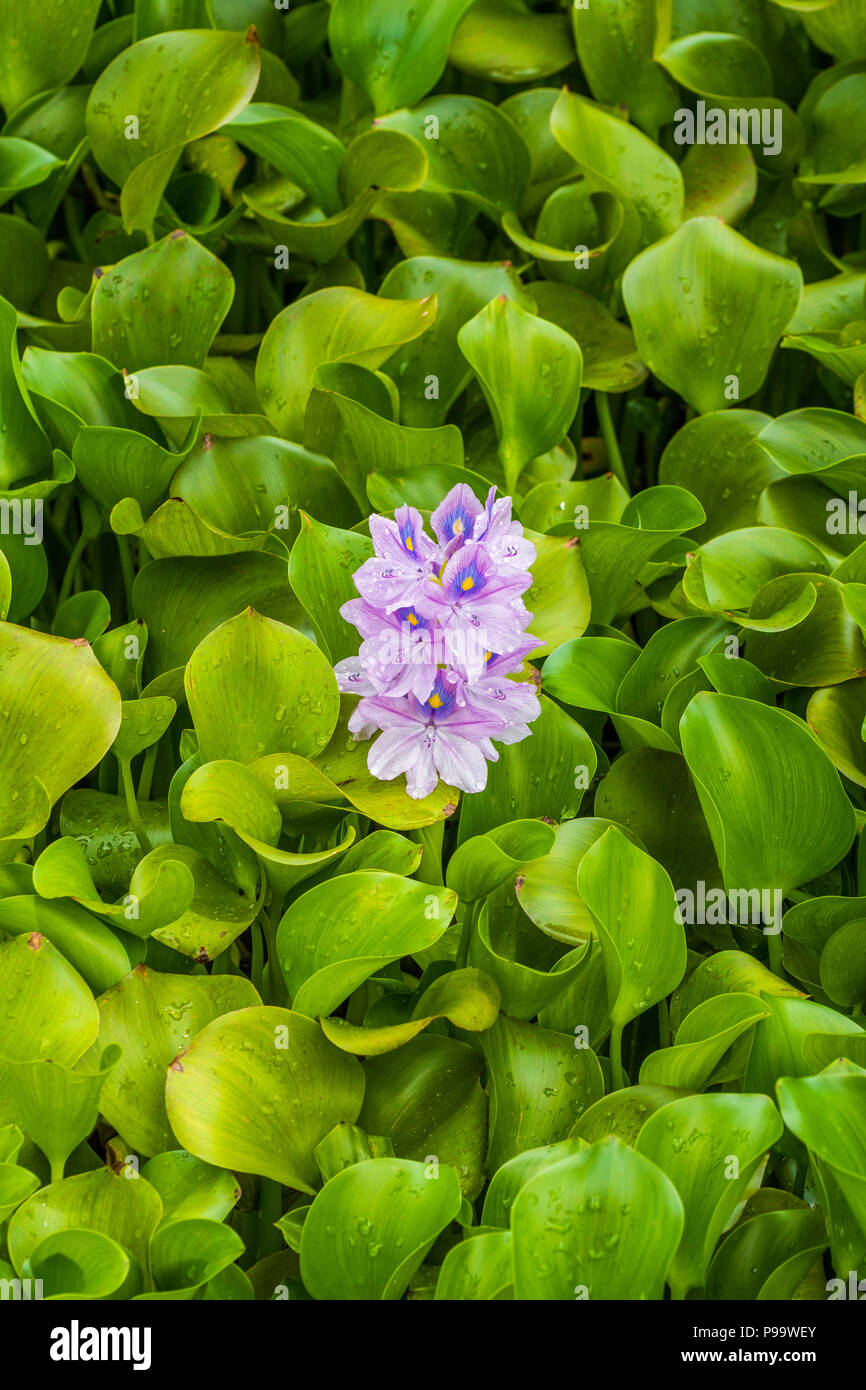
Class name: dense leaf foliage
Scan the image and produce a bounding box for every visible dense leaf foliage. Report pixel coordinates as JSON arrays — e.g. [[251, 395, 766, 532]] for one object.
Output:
[[1, 0, 866, 1304]]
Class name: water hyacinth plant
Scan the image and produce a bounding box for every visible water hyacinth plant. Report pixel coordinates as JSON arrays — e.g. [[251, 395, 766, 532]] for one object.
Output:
[[1, 0, 866, 1321]]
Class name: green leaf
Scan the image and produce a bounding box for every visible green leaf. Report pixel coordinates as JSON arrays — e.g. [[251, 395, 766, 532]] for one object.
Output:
[[321, 968, 500, 1056], [0, 0, 102, 114], [146, 1218, 244, 1298], [0, 933, 97, 1066], [706, 1198, 827, 1301], [622, 219, 803, 414], [300, 1156, 463, 1299], [550, 89, 683, 244], [577, 827, 687, 1032], [512, 1137, 684, 1299], [435, 1229, 513, 1300], [481, 1137, 586, 1229], [449, 2, 574, 85], [7, 1166, 162, 1282], [778, 1061, 866, 1278], [457, 695, 596, 843], [359, 1034, 488, 1199], [0, 296, 52, 489], [446, 818, 556, 903], [186, 608, 340, 764], [86, 27, 261, 234], [164, 1006, 365, 1193], [224, 104, 345, 215], [141, 1150, 240, 1227], [89, 965, 259, 1156], [375, 96, 531, 218], [277, 873, 456, 1017], [635, 1092, 784, 1299], [529, 281, 647, 394], [0, 139, 62, 208], [378, 257, 533, 428], [134, 551, 306, 675], [92, 231, 234, 370], [639, 993, 770, 1090], [24, 1229, 132, 1301], [329, 0, 474, 114], [680, 693, 856, 896], [516, 817, 640, 946], [255, 286, 436, 440], [0, 1048, 118, 1182], [571, 0, 678, 136], [0, 623, 121, 841], [457, 297, 581, 494], [478, 1014, 604, 1172]]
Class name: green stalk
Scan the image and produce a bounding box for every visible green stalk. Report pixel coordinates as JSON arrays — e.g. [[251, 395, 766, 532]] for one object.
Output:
[[119, 758, 153, 853], [657, 997, 671, 1050], [250, 917, 265, 996], [137, 741, 159, 802], [116, 534, 136, 619], [456, 900, 478, 970], [57, 528, 90, 607], [256, 1177, 284, 1261], [595, 391, 629, 490], [609, 1020, 625, 1091]]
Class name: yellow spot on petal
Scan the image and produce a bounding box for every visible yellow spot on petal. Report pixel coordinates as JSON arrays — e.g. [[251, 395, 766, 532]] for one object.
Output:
[[428, 694, 443, 708], [461, 576, 475, 590], [405, 535, 414, 551], [454, 519, 464, 534], [408, 612, 419, 626]]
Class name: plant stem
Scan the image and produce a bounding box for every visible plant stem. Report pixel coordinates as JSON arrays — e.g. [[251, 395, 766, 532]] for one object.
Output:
[[57, 527, 90, 607], [657, 997, 671, 1050], [116, 533, 135, 618], [250, 917, 265, 996], [119, 758, 153, 853], [137, 741, 159, 801], [609, 1021, 625, 1091], [595, 391, 629, 490], [456, 900, 478, 970], [256, 1177, 283, 1261]]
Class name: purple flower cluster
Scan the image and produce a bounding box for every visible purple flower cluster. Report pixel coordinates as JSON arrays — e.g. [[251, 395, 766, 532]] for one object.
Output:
[[335, 484, 541, 800]]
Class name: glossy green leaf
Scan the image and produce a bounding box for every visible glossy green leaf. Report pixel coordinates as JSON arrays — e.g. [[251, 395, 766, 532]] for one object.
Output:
[[321, 968, 500, 1056], [479, 1014, 604, 1173], [457, 297, 581, 494], [577, 827, 687, 1034], [86, 28, 261, 234], [512, 1137, 684, 1300], [89, 965, 259, 1156], [277, 873, 456, 1018], [186, 607, 339, 764], [165, 1006, 364, 1192], [256, 286, 436, 441], [329, 0, 474, 114], [0, 933, 97, 1066], [92, 232, 233, 370], [300, 1156, 462, 1300], [0, 0, 102, 114], [622, 219, 803, 414], [635, 1092, 784, 1299], [680, 693, 856, 896]]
